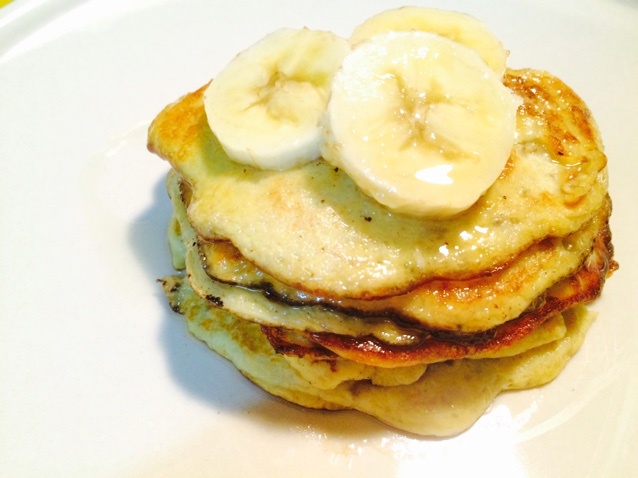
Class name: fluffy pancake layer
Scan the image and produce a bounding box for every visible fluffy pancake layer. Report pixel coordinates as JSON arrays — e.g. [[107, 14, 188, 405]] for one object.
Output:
[[161, 275, 596, 436], [176, 181, 609, 332], [148, 69, 608, 300]]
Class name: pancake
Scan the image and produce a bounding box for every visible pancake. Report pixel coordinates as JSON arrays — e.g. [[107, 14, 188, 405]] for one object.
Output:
[[147, 16, 616, 436], [148, 69, 608, 299]]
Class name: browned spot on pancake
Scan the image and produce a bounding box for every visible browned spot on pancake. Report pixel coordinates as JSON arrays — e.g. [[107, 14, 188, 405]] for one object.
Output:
[[147, 84, 212, 166], [496, 152, 517, 181], [261, 326, 337, 360]]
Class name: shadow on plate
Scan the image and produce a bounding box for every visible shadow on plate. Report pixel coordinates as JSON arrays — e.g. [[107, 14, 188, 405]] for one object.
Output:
[[128, 173, 394, 440], [127, 174, 251, 412], [612, 0, 638, 8]]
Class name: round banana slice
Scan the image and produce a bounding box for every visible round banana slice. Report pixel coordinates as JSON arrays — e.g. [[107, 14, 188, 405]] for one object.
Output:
[[204, 28, 350, 170], [322, 31, 521, 219], [350, 6, 508, 77]]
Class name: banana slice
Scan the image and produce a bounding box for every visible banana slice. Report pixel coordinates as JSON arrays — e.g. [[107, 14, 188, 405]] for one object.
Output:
[[204, 28, 350, 170], [322, 31, 521, 219], [350, 6, 508, 77]]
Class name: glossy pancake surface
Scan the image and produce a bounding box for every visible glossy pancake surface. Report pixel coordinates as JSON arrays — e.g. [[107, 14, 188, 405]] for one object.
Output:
[[148, 69, 608, 299]]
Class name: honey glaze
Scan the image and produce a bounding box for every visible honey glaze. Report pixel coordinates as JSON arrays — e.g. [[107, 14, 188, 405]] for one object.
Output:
[[504, 69, 607, 205]]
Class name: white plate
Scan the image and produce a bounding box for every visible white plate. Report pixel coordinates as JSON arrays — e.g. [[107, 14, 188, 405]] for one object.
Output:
[[1, 0, 636, 476]]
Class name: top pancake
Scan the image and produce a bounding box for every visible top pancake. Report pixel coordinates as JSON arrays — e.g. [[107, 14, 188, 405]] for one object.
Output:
[[148, 68, 608, 299]]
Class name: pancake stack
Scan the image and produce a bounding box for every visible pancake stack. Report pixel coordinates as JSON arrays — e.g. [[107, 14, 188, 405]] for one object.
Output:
[[147, 9, 615, 436]]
